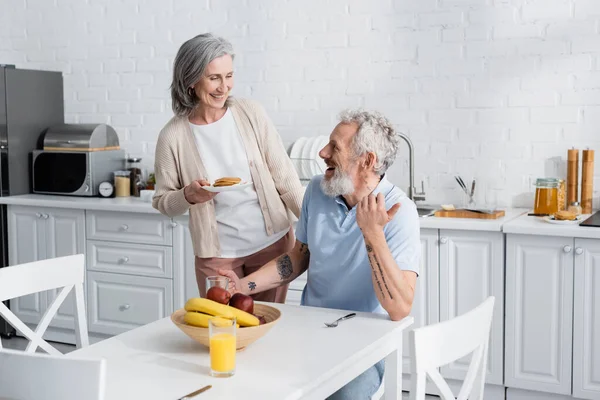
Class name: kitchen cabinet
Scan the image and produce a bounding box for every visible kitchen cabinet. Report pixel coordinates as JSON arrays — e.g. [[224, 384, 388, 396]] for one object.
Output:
[[439, 230, 504, 385], [402, 228, 439, 374], [87, 271, 173, 336], [572, 238, 600, 399], [7, 206, 85, 331], [505, 234, 573, 395]]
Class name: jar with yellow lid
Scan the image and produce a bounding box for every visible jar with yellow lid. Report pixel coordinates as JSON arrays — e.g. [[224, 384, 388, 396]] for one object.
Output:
[[533, 178, 559, 215]]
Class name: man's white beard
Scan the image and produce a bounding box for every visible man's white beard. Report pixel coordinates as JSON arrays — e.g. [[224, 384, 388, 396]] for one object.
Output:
[[320, 167, 355, 197]]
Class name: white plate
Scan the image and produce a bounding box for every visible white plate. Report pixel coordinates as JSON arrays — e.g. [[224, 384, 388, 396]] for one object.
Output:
[[203, 181, 253, 193], [542, 215, 583, 225]]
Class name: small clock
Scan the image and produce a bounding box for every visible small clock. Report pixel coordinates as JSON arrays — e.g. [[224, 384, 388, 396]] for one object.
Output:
[[98, 181, 114, 198]]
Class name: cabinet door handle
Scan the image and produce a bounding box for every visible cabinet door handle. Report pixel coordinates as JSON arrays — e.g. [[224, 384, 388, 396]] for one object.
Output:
[[575, 247, 584, 255], [440, 237, 448, 244], [43, 214, 49, 219], [35, 212, 42, 218], [120, 224, 129, 231], [563, 245, 572, 253], [119, 304, 130, 311], [120, 256, 129, 264], [170, 222, 178, 228]]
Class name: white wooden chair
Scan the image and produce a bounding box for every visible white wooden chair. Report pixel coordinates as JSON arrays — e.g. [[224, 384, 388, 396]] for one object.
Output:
[[408, 296, 495, 400], [372, 296, 495, 399], [0, 254, 89, 355], [0, 348, 106, 400]]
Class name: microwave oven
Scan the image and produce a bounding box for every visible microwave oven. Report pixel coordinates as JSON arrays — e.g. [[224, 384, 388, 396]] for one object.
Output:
[[31, 150, 125, 196]]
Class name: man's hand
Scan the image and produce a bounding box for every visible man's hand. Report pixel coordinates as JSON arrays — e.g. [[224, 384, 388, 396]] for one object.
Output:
[[356, 193, 400, 237], [184, 180, 217, 204], [218, 269, 242, 296]]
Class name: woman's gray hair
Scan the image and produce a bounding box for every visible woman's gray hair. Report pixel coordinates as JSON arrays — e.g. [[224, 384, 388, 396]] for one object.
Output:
[[170, 33, 235, 116], [339, 109, 400, 174]]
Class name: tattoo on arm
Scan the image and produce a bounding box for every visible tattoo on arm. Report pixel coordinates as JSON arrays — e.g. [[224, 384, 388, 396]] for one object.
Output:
[[366, 244, 394, 300], [299, 243, 310, 256], [276, 255, 294, 281], [248, 281, 256, 291]]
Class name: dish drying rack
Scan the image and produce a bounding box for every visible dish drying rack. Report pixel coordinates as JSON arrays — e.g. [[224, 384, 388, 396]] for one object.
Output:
[[290, 157, 326, 185]]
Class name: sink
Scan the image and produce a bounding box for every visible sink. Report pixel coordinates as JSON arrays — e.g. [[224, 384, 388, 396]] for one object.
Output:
[[417, 207, 436, 218]]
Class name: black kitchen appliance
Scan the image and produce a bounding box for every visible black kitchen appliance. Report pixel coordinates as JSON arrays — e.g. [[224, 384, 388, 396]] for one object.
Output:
[[0, 65, 64, 337], [579, 210, 600, 227]]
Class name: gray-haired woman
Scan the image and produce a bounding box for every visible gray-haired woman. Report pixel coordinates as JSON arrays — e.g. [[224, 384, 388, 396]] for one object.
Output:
[[153, 33, 304, 303]]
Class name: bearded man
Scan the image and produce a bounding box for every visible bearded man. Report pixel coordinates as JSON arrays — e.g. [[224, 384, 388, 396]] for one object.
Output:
[[219, 108, 421, 400]]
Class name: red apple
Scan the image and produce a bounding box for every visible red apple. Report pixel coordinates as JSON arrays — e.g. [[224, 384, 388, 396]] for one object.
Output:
[[229, 293, 254, 314], [206, 286, 231, 305]]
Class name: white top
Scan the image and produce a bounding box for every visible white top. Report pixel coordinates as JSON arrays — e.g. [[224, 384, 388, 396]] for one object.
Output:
[[190, 109, 287, 258], [502, 212, 600, 239], [69, 303, 413, 400]]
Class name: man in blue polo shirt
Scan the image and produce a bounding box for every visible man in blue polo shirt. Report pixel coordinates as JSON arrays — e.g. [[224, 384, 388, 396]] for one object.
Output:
[[219, 108, 420, 399]]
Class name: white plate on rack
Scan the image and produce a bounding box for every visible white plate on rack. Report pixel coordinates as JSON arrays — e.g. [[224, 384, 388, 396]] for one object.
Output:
[[542, 215, 583, 225], [203, 181, 253, 193]]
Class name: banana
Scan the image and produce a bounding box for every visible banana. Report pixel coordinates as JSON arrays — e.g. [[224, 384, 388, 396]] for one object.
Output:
[[184, 311, 239, 328], [185, 297, 259, 327]]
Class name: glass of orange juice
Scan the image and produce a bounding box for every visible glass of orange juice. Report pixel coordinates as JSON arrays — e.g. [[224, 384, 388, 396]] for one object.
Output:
[[209, 317, 236, 377]]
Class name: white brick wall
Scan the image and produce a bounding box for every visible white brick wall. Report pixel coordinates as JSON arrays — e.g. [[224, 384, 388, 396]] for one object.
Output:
[[2, 0, 600, 208]]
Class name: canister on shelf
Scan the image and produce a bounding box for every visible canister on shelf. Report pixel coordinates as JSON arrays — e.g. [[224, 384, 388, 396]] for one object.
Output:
[[114, 170, 131, 197], [533, 178, 559, 215]]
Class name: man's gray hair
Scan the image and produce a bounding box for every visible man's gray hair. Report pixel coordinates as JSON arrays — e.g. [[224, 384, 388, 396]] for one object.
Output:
[[339, 109, 400, 174], [170, 33, 235, 116]]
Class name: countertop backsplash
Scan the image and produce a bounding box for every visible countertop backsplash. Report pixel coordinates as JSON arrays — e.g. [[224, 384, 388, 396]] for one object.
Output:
[[3, 0, 600, 209]]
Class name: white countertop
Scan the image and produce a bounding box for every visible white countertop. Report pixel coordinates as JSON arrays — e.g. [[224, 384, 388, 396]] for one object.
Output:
[[419, 208, 526, 232], [502, 212, 600, 239], [0, 195, 529, 232], [0, 194, 160, 214]]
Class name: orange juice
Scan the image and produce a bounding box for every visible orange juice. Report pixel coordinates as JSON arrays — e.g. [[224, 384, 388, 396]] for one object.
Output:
[[210, 333, 236, 373]]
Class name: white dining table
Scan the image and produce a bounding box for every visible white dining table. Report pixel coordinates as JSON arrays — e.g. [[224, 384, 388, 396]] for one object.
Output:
[[69, 303, 413, 400]]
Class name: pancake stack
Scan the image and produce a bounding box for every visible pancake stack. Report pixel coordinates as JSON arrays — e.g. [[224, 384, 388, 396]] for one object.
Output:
[[213, 177, 242, 187]]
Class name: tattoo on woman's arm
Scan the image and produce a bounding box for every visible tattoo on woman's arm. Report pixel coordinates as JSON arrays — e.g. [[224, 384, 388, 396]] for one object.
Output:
[[277, 255, 293, 280], [248, 281, 256, 291]]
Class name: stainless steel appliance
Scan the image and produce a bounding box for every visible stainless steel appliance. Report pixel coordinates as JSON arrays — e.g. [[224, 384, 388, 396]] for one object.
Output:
[[0, 65, 64, 337], [32, 124, 125, 196]]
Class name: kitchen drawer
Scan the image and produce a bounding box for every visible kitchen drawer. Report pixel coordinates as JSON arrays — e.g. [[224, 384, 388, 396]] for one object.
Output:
[[289, 271, 307, 291], [285, 289, 303, 306], [86, 211, 173, 245], [87, 271, 173, 336], [87, 240, 173, 278]]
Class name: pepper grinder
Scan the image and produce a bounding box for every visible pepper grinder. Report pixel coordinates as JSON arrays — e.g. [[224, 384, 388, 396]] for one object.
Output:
[[567, 148, 579, 207], [581, 149, 594, 214]]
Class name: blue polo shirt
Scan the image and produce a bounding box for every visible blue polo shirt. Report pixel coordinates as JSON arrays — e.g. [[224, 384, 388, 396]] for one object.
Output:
[[296, 175, 420, 315]]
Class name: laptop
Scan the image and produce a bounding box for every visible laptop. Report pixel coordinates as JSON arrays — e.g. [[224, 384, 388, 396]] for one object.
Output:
[[580, 210, 600, 227]]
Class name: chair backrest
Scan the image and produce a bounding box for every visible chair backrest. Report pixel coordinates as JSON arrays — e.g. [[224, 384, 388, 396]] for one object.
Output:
[[0, 348, 106, 400], [0, 254, 88, 355], [409, 296, 495, 400]]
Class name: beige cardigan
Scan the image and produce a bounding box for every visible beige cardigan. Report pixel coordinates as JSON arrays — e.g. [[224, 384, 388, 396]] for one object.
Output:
[[152, 98, 304, 258]]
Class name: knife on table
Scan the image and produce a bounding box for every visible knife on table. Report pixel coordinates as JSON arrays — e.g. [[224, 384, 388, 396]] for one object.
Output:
[[178, 385, 212, 399]]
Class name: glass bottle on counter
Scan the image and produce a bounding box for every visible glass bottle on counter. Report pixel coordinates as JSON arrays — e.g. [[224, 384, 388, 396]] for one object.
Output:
[[568, 201, 583, 216], [533, 178, 559, 215], [127, 157, 144, 197]]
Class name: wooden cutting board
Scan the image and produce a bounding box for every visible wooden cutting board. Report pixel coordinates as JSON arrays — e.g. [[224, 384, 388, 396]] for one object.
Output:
[[434, 209, 505, 219]]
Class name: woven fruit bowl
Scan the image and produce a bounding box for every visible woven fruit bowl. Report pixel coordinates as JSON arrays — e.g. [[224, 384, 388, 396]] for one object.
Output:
[[171, 303, 281, 350]]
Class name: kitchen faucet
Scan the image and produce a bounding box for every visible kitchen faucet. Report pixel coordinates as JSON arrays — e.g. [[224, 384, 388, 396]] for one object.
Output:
[[397, 133, 426, 202]]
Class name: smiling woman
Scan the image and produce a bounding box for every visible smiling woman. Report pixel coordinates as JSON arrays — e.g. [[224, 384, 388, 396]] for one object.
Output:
[[152, 33, 305, 305]]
